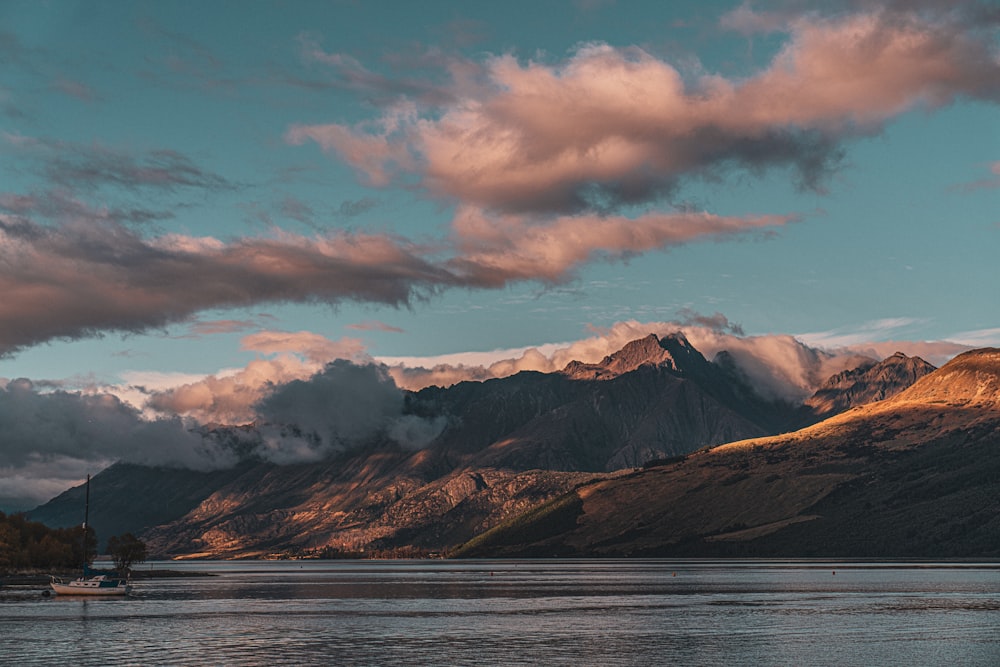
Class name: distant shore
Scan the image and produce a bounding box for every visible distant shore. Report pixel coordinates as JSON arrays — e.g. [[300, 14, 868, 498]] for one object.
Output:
[[1, 568, 215, 587]]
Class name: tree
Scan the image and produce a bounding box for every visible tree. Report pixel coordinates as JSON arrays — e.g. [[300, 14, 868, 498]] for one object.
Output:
[[107, 533, 147, 575]]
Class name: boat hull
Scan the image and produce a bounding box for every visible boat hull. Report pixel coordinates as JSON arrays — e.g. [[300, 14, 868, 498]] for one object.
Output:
[[50, 578, 131, 596]]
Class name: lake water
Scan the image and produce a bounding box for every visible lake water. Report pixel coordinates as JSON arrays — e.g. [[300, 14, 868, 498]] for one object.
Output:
[[1, 560, 998, 666]]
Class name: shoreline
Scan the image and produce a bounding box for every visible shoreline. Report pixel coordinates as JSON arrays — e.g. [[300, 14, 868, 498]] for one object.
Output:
[[1, 568, 215, 587]]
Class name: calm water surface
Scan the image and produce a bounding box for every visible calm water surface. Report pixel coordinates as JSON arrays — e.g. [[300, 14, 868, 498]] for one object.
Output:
[[1, 559, 998, 666]]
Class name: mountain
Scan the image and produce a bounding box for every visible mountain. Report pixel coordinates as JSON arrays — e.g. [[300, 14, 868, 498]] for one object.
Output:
[[453, 349, 1000, 558], [408, 332, 791, 472], [799, 351, 937, 423], [25, 463, 254, 551], [29, 335, 942, 558]]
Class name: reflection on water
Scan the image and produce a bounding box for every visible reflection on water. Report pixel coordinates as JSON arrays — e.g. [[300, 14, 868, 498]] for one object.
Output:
[[1, 560, 998, 666]]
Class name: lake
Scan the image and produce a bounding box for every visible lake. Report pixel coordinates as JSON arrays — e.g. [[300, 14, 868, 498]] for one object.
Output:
[[1, 560, 998, 666]]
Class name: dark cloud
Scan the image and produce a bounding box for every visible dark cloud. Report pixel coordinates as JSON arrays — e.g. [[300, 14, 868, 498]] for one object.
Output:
[[0, 378, 236, 510], [279, 195, 315, 224], [5, 135, 237, 197], [676, 308, 745, 336], [252, 361, 446, 462], [297, 33, 460, 107], [0, 189, 173, 225], [337, 197, 378, 218]]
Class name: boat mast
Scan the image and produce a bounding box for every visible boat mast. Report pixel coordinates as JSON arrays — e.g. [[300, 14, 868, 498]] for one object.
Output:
[[82, 474, 90, 571]]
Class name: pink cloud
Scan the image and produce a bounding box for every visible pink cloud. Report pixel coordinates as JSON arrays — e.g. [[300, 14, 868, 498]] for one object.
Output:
[[241, 331, 369, 365], [445, 206, 794, 287], [290, 6, 1000, 213], [146, 356, 318, 424], [146, 332, 369, 423], [346, 320, 405, 333], [285, 104, 418, 187], [188, 319, 261, 336]]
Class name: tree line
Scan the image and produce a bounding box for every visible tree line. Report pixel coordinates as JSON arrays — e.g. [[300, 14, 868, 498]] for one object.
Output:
[[0, 511, 146, 573]]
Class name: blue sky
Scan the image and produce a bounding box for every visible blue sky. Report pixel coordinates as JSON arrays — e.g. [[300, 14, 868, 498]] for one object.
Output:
[[0, 1, 998, 509]]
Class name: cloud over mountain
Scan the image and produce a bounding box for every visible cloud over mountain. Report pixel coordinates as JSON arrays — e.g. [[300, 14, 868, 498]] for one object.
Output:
[[252, 361, 446, 464], [383, 319, 877, 403], [0, 378, 235, 510]]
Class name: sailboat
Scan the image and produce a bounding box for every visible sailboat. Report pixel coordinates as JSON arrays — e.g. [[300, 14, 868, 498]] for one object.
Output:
[[49, 475, 132, 596]]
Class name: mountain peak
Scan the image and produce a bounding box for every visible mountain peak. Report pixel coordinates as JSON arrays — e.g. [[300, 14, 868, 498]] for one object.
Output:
[[803, 351, 936, 420], [562, 333, 678, 380]]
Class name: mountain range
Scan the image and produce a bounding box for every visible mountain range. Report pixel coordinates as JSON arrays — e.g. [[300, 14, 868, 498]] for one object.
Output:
[[32, 334, 998, 559], [455, 348, 1000, 557]]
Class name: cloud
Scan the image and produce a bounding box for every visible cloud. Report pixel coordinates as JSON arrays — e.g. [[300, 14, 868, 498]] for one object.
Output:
[[444, 206, 795, 287], [241, 331, 369, 365], [289, 5, 1000, 214], [0, 378, 236, 511], [791, 318, 978, 367], [0, 188, 173, 226], [675, 308, 745, 335], [297, 33, 460, 107], [347, 320, 405, 333], [279, 196, 315, 224], [336, 197, 378, 218], [0, 216, 455, 356], [147, 320, 859, 426], [719, 3, 799, 36], [946, 327, 1000, 347], [797, 317, 928, 348], [838, 340, 972, 368], [145, 332, 369, 423], [252, 361, 446, 463], [0, 351, 444, 510], [6, 135, 237, 194], [955, 160, 1000, 191], [52, 78, 97, 102], [187, 318, 268, 336]]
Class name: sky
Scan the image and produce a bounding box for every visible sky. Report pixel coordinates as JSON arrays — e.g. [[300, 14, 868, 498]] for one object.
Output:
[[1, 0, 999, 511]]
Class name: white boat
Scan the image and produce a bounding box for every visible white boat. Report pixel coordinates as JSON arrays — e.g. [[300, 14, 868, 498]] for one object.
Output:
[[49, 474, 132, 596], [50, 572, 131, 596]]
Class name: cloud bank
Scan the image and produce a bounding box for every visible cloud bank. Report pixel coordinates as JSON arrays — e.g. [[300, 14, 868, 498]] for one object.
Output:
[[0, 378, 236, 511]]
